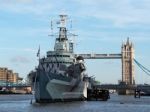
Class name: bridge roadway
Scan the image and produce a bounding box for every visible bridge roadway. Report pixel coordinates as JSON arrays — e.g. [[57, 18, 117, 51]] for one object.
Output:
[[0, 84, 31, 88], [94, 84, 150, 91], [75, 53, 122, 59]]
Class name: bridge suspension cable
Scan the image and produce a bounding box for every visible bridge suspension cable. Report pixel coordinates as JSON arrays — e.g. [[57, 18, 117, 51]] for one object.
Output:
[[134, 59, 150, 76]]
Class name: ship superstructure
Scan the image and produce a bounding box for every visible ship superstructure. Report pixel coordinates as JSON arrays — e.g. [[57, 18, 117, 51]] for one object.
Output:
[[28, 15, 90, 103]]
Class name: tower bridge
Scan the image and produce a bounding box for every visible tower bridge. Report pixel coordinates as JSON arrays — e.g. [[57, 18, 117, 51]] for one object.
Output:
[[76, 38, 134, 86], [75, 38, 150, 94]]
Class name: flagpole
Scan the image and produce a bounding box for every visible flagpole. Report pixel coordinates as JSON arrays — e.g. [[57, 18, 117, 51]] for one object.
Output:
[[37, 45, 40, 62]]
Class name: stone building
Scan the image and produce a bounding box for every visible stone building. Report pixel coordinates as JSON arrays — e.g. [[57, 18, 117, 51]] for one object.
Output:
[[0, 67, 22, 85]]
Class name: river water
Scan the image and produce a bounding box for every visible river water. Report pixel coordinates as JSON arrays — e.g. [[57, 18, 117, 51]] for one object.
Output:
[[0, 94, 150, 112]]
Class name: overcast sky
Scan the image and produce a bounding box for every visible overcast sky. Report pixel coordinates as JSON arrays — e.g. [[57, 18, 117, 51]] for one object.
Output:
[[0, 0, 150, 84]]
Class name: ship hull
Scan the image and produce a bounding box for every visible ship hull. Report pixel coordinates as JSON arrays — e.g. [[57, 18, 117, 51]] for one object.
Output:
[[34, 70, 88, 103]]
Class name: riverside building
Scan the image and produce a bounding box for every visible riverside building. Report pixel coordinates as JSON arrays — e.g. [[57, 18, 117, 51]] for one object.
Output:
[[0, 67, 22, 85]]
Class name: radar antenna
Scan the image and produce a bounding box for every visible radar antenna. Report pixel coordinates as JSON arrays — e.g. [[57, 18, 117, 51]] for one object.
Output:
[[59, 14, 67, 27]]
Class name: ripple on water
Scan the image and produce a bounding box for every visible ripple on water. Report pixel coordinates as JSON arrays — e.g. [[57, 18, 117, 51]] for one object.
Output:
[[0, 94, 150, 112]]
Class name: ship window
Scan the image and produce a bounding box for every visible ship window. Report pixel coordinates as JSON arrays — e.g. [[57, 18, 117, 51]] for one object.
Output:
[[62, 55, 69, 57], [48, 55, 71, 57], [57, 63, 59, 67], [46, 63, 49, 68], [48, 55, 54, 57], [52, 64, 54, 68]]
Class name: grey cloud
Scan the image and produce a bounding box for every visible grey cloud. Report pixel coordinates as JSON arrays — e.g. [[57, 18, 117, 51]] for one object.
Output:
[[10, 56, 30, 63]]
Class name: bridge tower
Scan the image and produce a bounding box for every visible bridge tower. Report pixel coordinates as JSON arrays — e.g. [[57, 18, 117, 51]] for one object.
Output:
[[121, 38, 135, 85]]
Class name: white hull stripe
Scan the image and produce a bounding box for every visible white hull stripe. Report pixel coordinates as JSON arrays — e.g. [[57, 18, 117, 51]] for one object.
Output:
[[51, 79, 71, 85]]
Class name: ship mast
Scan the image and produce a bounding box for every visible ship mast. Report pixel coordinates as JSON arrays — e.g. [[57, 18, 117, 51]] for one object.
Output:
[[54, 15, 74, 53], [58, 15, 68, 41]]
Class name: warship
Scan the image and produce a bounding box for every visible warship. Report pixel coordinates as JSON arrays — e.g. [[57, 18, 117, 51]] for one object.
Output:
[[28, 15, 91, 103]]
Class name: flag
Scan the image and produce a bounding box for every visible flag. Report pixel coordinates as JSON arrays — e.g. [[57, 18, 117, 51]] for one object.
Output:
[[37, 45, 40, 57]]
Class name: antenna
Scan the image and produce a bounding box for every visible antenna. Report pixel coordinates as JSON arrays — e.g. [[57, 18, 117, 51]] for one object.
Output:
[[59, 14, 67, 27], [51, 20, 53, 30], [50, 20, 53, 35], [70, 20, 72, 29]]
